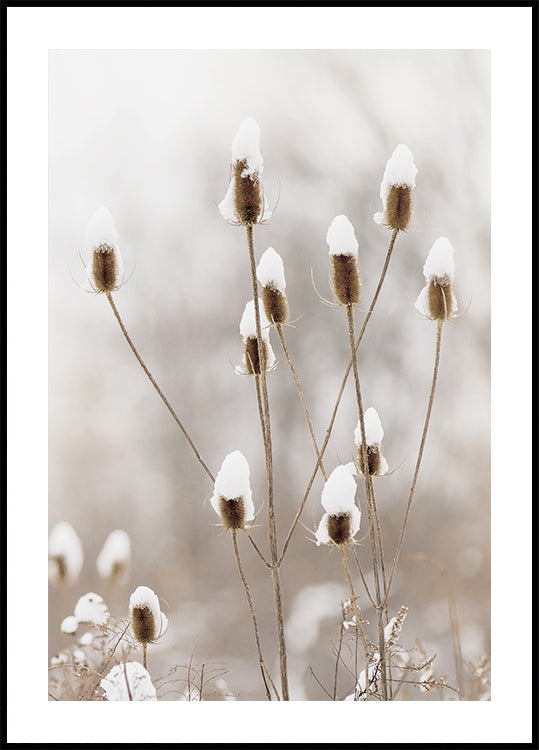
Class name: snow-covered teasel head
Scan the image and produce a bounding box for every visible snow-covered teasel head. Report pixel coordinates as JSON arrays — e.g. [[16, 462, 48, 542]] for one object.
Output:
[[48, 521, 84, 587], [129, 586, 168, 645], [101, 662, 157, 701], [257, 247, 288, 325], [354, 407, 389, 477], [373, 145, 417, 231], [326, 215, 362, 305], [96, 529, 131, 585], [316, 465, 361, 546], [210, 451, 255, 530], [414, 237, 458, 321], [82, 207, 124, 293], [237, 299, 276, 375], [218, 117, 271, 226]]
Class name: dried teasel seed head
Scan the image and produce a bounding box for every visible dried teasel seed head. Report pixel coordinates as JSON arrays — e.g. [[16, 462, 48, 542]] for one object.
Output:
[[257, 247, 288, 324], [385, 184, 413, 232], [218, 118, 271, 226], [218, 496, 246, 530], [415, 237, 458, 321], [327, 513, 353, 546], [354, 408, 389, 476], [331, 254, 362, 306], [237, 299, 276, 375], [326, 215, 362, 305], [129, 586, 167, 645], [374, 144, 418, 231], [243, 335, 268, 375], [83, 207, 124, 293], [91, 244, 118, 292], [356, 444, 382, 476]]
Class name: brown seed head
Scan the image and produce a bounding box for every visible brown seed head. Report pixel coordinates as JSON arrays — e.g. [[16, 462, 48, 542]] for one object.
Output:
[[92, 243, 119, 292], [357, 444, 381, 476], [327, 513, 352, 546], [427, 276, 454, 321], [262, 285, 288, 325], [385, 185, 413, 231], [332, 253, 362, 305], [51, 555, 67, 585], [218, 496, 246, 530], [243, 336, 267, 375], [131, 605, 156, 644], [233, 159, 263, 225]]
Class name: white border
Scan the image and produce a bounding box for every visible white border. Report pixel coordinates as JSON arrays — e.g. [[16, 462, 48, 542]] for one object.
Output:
[[7, 5, 532, 745]]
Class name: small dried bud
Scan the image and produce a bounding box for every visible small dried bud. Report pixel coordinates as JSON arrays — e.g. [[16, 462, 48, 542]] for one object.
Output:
[[316, 465, 361, 546], [48, 522, 84, 587], [356, 444, 382, 476], [232, 159, 264, 225], [426, 276, 455, 321], [326, 215, 362, 305], [131, 605, 156, 644], [261, 285, 288, 324], [257, 247, 288, 324]]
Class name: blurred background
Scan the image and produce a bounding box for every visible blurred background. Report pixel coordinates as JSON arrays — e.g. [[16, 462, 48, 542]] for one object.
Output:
[[49, 49, 490, 700]]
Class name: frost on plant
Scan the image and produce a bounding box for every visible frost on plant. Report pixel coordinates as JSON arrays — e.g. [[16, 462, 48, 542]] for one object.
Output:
[[354, 407, 389, 476], [74, 592, 110, 626], [48, 522, 84, 586], [101, 662, 157, 701], [415, 237, 458, 321], [373, 144, 417, 231], [210, 450, 255, 530]]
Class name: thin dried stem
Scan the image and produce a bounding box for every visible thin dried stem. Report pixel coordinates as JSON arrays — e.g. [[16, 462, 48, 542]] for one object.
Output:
[[339, 544, 371, 700], [279, 229, 399, 563], [276, 323, 327, 480], [346, 303, 388, 701], [231, 529, 278, 701], [142, 642, 147, 671], [385, 319, 444, 601], [245, 528, 271, 568], [105, 292, 214, 483], [246, 224, 289, 701]]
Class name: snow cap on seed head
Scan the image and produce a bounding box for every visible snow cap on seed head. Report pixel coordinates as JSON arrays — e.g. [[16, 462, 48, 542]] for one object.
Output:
[[48, 521, 84, 587], [210, 451, 255, 530], [316, 466, 361, 546], [257, 247, 289, 324], [374, 145, 417, 231], [218, 117, 271, 225], [129, 585, 168, 644], [414, 237, 458, 321], [326, 215, 362, 305], [354, 408, 389, 477], [237, 299, 276, 374], [96, 529, 131, 585]]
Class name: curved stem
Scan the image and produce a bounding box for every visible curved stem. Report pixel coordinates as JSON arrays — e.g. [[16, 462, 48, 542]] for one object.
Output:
[[245, 224, 289, 701], [105, 292, 214, 483], [385, 319, 444, 602], [276, 324, 327, 480], [346, 303, 388, 700], [231, 529, 278, 700]]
